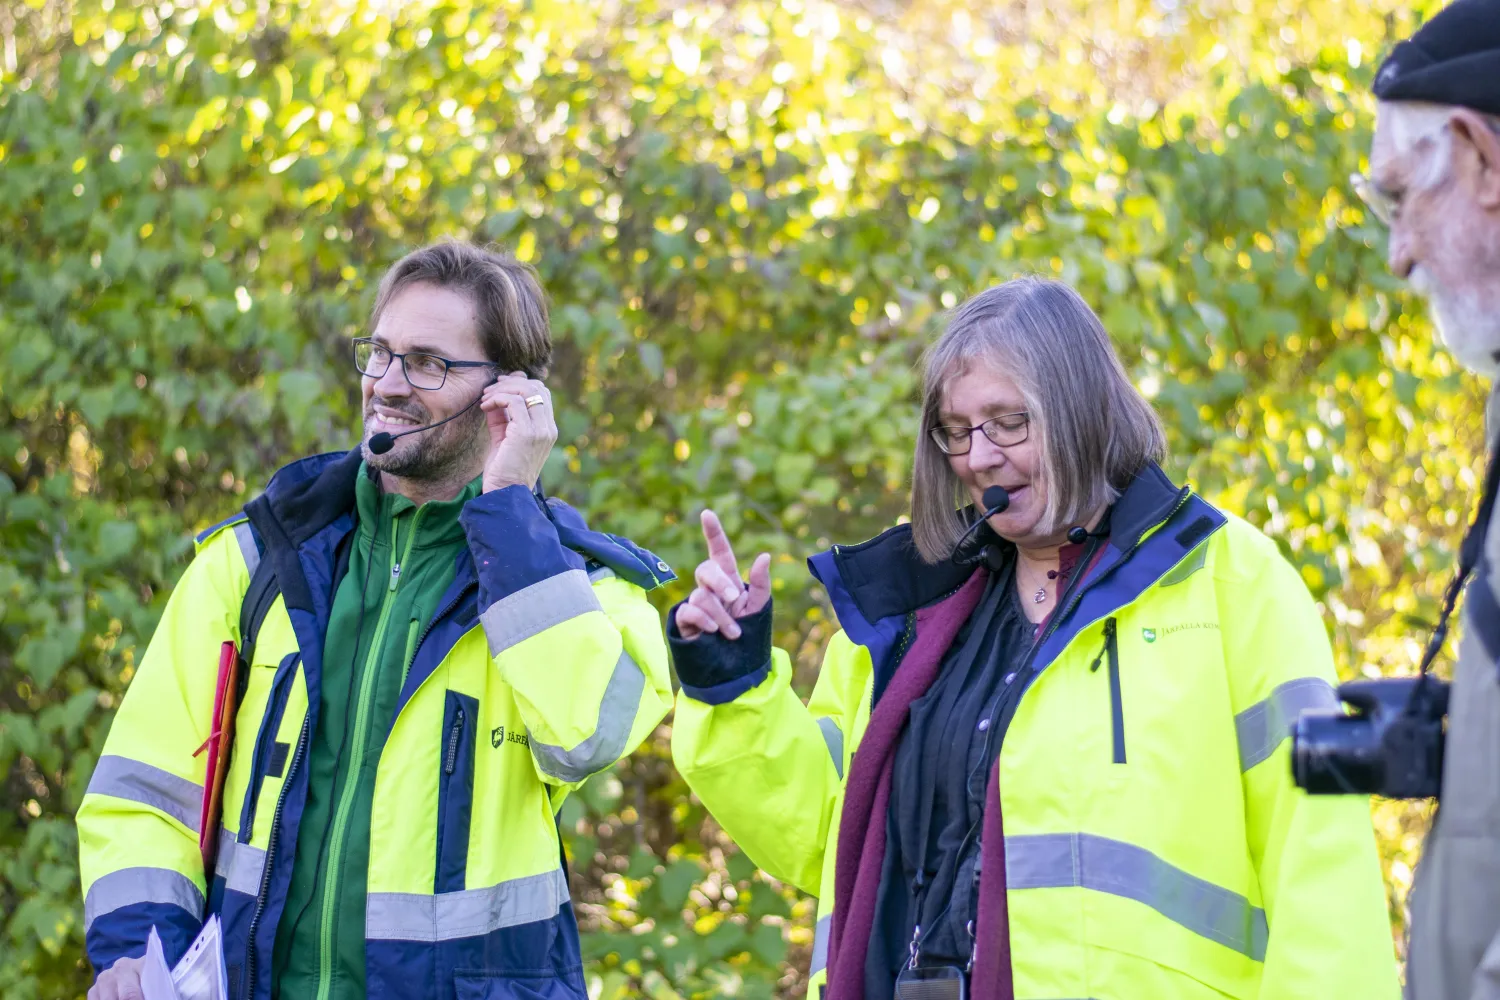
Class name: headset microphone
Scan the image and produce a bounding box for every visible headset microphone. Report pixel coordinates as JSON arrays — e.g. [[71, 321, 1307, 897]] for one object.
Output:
[[367, 388, 487, 455], [980, 485, 1011, 514], [950, 485, 1012, 566]]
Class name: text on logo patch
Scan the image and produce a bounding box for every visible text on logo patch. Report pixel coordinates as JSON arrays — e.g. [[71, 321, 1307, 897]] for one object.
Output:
[[491, 725, 529, 749]]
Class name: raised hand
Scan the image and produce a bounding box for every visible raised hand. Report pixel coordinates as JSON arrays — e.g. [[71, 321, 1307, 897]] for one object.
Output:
[[479, 371, 558, 493], [675, 510, 771, 640]]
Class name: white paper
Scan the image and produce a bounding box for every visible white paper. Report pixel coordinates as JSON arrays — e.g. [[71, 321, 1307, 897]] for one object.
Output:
[[170, 915, 228, 1000], [140, 916, 227, 1000], [139, 927, 179, 1000]]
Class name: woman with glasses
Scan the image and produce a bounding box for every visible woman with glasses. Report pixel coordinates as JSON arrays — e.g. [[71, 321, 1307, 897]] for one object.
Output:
[[668, 278, 1397, 1000]]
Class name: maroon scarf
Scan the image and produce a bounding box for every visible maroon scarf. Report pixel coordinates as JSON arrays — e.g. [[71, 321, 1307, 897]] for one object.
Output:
[[968, 758, 1013, 999], [824, 568, 1014, 1000], [824, 539, 1098, 999]]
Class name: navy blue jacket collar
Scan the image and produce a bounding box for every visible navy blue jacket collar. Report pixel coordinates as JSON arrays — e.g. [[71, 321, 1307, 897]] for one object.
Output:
[[809, 462, 1189, 638], [243, 450, 674, 594]]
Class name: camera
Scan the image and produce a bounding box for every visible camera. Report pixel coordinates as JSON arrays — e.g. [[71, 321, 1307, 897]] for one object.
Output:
[[1291, 676, 1450, 799]]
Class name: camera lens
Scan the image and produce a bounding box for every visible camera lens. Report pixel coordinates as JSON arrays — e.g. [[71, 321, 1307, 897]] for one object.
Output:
[[1291, 712, 1384, 795]]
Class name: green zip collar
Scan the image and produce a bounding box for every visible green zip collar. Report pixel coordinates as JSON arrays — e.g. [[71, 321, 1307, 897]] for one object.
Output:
[[353, 464, 482, 549]]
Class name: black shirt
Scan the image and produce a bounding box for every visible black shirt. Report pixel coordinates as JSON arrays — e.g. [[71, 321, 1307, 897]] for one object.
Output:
[[866, 562, 1038, 994]]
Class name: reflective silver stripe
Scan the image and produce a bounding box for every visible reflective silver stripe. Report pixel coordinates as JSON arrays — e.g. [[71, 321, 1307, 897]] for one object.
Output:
[[479, 569, 603, 657], [83, 866, 204, 932], [588, 566, 616, 583], [1158, 542, 1208, 587], [810, 913, 831, 975], [86, 755, 203, 833], [1235, 677, 1337, 772], [529, 649, 644, 782], [1006, 833, 1268, 961], [816, 717, 844, 779], [214, 829, 267, 896], [365, 868, 569, 942], [234, 520, 261, 578]]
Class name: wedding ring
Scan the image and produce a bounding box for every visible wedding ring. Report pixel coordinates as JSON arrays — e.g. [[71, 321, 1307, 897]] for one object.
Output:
[[524, 394, 545, 408]]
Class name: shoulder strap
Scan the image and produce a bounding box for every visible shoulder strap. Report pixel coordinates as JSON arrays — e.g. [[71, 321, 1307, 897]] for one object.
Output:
[[236, 555, 281, 696], [1418, 443, 1500, 677]]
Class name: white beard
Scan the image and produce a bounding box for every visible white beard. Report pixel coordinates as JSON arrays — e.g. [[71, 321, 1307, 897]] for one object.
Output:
[[1411, 267, 1500, 378]]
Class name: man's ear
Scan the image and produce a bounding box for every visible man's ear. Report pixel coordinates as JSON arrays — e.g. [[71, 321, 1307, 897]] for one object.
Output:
[[1450, 108, 1500, 211]]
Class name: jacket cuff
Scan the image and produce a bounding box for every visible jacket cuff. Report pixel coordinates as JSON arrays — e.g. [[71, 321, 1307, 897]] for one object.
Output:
[[460, 485, 584, 608], [669, 599, 774, 705]]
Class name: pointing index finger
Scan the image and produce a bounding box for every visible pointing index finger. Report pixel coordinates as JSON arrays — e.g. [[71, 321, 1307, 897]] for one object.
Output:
[[700, 509, 741, 582]]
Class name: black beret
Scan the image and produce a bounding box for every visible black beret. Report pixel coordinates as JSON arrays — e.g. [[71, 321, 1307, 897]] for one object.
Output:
[[1373, 0, 1500, 116]]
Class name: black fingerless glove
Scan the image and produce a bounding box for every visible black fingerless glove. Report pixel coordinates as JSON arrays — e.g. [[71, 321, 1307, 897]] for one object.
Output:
[[668, 598, 775, 705]]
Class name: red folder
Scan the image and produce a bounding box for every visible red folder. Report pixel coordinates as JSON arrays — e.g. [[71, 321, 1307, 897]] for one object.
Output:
[[192, 641, 241, 877]]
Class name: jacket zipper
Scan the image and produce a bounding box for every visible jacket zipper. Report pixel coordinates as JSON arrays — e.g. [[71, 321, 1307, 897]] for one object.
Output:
[[410, 580, 474, 674], [242, 712, 311, 1000], [1089, 617, 1125, 763], [892, 610, 917, 670], [434, 696, 473, 892], [444, 707, 467, 775], [238, 652, 301, 842], [314, 509, 423, 1000]]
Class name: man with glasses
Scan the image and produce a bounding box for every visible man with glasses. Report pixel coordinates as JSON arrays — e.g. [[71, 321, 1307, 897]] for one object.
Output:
[[79, 241, 674, 1000], [1358, 3, 1500, 999]]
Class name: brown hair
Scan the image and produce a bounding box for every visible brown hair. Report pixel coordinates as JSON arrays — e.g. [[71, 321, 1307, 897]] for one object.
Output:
[[910, 277, 1167, 563], [370, 240, 552, 377]]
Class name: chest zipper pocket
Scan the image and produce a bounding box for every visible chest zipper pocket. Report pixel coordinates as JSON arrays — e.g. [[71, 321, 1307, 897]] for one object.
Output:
[[238, 652, 302, 842], [1089, 618, 1126, 764], [436, 690, 479, 893]]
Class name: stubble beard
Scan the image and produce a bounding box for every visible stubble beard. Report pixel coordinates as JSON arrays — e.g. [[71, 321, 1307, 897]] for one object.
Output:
[[364, 402, 489, 484]]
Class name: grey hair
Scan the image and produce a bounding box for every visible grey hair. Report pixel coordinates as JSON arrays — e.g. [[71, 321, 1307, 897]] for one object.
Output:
[[910, 277, 1167, 564], [371, 239, 553, 378]]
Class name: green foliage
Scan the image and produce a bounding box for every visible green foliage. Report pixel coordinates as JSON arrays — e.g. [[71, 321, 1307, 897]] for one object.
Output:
[[0, 0, 1468, 996]]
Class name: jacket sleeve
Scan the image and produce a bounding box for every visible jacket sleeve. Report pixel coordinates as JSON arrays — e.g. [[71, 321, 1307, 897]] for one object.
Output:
[[1405, 624, 1500, 1000], [77, 526, 252, 973], [461, 485, 672, 790], [1216, 531, 1400, 1000], [669, 600, 857, 896]]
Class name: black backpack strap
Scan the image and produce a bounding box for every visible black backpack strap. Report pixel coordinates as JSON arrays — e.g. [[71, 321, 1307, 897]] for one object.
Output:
[[234, 522, 354, 699], [236, 555, 281, 697]]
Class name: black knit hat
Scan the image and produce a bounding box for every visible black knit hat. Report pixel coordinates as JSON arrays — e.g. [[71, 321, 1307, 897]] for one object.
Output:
[[1373, 0, 1500, 116]]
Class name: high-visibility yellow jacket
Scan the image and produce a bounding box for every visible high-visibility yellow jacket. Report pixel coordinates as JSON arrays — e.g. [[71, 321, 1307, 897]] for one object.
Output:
[[673, 464, 1399, 999], [77, 451, 674, 1000]]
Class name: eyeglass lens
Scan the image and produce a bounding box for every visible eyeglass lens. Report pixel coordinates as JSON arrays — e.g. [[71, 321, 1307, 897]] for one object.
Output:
[[1351, 173, 1393, 226], [932, 415, 1028, 455], [354, 342, 449, 390]]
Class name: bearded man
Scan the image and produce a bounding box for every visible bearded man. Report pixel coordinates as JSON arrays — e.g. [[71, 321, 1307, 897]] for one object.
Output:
[[78, 241, 674, 1000], [1361, 3, 1500, 997]]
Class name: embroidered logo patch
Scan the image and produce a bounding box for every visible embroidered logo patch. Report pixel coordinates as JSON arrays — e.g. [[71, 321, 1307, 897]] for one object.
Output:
[[490, 725, 529, 749], [1140, 622, 1219, 643]]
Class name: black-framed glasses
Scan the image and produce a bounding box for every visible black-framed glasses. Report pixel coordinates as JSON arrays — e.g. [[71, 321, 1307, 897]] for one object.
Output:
[[929, 411, 1030, 455], [352, 338, 497, 390]]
